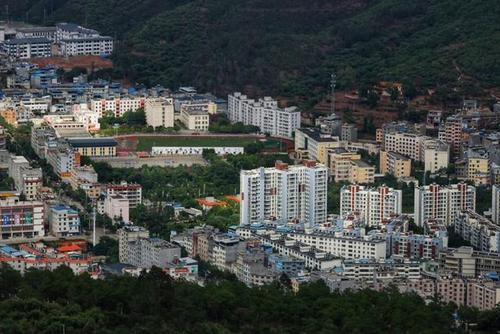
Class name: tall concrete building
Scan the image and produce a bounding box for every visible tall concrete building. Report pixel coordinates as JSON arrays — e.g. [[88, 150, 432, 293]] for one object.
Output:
[[340, 185, 402, 227], [228, 92, 300, 138], [240, 161, 327, 227], [144, 97, 174, 129], [439, 115, 464, 157], [493, 185, 500, 225], [414, 183, 475, 226]]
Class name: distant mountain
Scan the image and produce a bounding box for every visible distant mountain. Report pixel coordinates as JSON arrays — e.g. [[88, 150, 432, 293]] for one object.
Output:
[[5, 0, 500, 99]]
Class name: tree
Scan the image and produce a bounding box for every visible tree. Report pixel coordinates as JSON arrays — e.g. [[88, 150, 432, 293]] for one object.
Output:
[[366, 90, 380, 108]]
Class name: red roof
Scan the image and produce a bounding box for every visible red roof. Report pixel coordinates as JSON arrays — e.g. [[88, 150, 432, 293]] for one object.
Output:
[[57, 244, 81, 253]]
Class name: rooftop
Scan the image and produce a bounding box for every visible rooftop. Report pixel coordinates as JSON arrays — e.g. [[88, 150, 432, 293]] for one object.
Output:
[[4, 37, 52, 44], [67, 137, 117, 147]]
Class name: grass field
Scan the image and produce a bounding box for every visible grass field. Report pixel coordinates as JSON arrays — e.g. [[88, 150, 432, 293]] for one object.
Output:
[[136, 136, 263, 151]]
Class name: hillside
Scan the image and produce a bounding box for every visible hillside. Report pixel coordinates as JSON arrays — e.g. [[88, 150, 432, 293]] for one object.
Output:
[[4, 0, 500, 101]]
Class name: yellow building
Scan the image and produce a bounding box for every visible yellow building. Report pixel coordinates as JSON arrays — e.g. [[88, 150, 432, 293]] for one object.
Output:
[[328, 148, 374, 184], [0, 108, 17, 126], [295, 128, 341, 165], [380, 150, 411, 178], [350, 160, 375, 184], [456, 155, 489, 186], [67, 138, 117, 157]]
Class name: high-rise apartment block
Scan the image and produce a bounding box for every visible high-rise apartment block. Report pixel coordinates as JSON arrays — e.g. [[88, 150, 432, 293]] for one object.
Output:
[[414, 183, 475, 226], [240, 161, 327, 227], [340, 185, 403, 226], [439, 115, 464, 157], [228, 92, 300, 138]]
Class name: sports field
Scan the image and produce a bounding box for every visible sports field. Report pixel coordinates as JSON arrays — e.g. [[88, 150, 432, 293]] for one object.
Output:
[[136, 136, 265, 151]]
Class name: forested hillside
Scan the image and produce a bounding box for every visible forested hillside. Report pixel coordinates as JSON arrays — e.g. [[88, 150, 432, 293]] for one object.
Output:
[[4, 0, 500, 98], [1, 266, 499, 333]]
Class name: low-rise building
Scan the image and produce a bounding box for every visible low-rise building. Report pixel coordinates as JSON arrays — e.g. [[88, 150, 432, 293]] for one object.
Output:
[[122, 236, 181, 269], [380, 150, 411, 178], [420, 139, 449, 173], [0, 197, 45, 239], [67, 137, 117, 157], [48, 204, 80, 237], [454, 210, 500, 252], [104, 194, 129, 223], [103, 182, 142, 208], [144, 97, 174, 129], [3, 37, 52, 59], [118, 225, 150, 263], [60, 36, 113, 56], [296, 128, 341, 164], [180, 107, 209, 131], [327, 148, 374, 183]]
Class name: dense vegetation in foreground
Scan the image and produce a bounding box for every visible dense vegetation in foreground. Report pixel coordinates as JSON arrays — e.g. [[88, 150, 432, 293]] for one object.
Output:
[[1, 265, 498, 333], [5, 0, 500, 99]]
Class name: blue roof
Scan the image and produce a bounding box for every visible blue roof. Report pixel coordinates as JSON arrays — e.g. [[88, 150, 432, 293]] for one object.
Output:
[[0, 245, 18, 255]]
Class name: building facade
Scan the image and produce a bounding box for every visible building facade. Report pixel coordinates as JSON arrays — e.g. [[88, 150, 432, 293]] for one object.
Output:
[[228, 92, 300, 138], [414, 183, 476, 226], [240, 161, 328, 227], [340, 185, 403, 226]]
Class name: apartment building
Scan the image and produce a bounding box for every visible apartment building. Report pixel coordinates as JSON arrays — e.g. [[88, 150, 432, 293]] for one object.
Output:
[[295, 128, 341, 164], [342, 259, 421, 281], [383, 131, 428, 161], [46, 144, 78, 177], [414, 183, 476, 226], [233, 250, 279, 287], [211, 234, 241, 271], [118, 226, 150, 263], [90, 96, 145, 117], [467, 281, 500, 311], [454, 210, 500, 252], [103, 182, 142, 208], [439, 115, 465, 157], [3, 37, 52, 59], [228, 92, 300, 138], [144, 97, 174, 129], [493, 185, 500, 224], [8, 155, 42, 200], [180, 107, 209, 131], [104, 194, 129, 223], [420, 139, 450, 173], [287, 232, 387, 260], [121, 236, 181, 269], [72, 104, 100, 132], [328, 148, 375, 183], [386, 219, 448, 260], [456, 148, 490, 185], [56, 23, 99, 41], [16, 27, 57, 41], [0, 197, 44, 239], [67, 138, 117, 157], [240, 161, 328, 227], [60, 36, 113, 56], [48, 204, 80, 237], [439, 247, 500, 278], [380, 150, 411, 178], [341, 123, 358, 142], [340, 185, 403, 227]]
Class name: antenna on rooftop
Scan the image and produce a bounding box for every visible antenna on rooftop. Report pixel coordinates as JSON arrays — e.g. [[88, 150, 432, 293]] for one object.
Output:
[[330, 73, 337, 115]]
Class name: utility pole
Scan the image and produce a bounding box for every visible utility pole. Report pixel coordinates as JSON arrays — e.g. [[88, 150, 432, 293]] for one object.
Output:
[[330, 73, 337, 115], [92, 205, 96, 247]]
